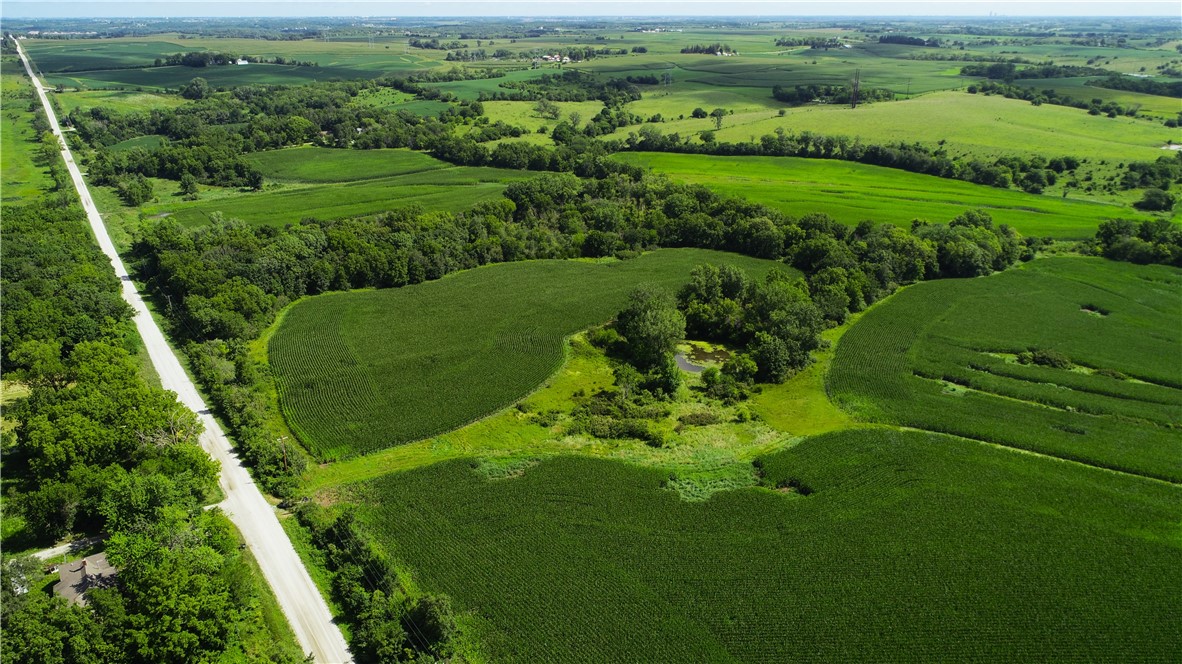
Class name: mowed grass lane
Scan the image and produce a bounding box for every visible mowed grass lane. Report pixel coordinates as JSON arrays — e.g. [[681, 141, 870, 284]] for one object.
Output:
[[615, 152, 1155, 239], [145, 147, 531, 227], [270, 249, 788, 459], [353, 429, 1181, 662], [829, 257, 1182, 483], [1, 59, 53, 203]]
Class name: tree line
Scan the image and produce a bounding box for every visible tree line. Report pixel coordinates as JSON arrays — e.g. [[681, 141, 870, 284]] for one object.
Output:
[[681, 43, 735, 54], [1087, 74, 1182, 99], [1092, 218, 1182, 266], [878, 35, 941, 47], [154, 50, 316, 68], [960, 63, 1112, 81], [772, 84, 895, 106]]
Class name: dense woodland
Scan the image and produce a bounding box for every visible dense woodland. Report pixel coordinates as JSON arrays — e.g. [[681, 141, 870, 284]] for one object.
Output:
[[1, 199, 304, 663]]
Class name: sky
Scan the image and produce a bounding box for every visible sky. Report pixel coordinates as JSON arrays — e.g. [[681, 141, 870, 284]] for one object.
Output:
[[2, 0, 1178, 18]]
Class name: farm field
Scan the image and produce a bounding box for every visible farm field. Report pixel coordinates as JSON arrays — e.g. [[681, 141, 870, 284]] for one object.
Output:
[[244, 146, 450, 183], [24, 34, 446, 79], [51, 87, 185, 113], [1017, 76, 1182, 119], [40, 62, 365, 91], [269, 249, 789, 459], [615, 152, 1160, 238], [606, 90, 1174, 164], [143, 149, 530, 227], [829, 257, 1182, 483], [349, 428, 1181, 662], [11, 16, 1182, 663]]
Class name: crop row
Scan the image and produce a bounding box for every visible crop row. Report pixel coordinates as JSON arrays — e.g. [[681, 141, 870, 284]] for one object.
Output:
[[353, 429, 1182, 662], [829, 258, 1181, 483]]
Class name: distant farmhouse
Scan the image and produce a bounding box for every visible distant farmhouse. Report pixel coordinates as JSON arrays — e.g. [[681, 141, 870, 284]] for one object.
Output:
[[53, 552, 117, 607]]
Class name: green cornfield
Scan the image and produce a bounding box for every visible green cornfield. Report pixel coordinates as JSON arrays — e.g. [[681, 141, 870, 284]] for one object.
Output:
[[269, 249, 786, 459], [351, 429, 1181, 662], [828, 257, 1182, 483]]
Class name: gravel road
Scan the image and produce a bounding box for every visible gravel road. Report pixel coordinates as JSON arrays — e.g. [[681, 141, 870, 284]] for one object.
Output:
[[14, 36, 353, 664]]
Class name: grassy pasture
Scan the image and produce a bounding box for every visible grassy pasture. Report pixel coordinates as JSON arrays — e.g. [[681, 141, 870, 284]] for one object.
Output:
[[615, 152, 1155, 238], [1, 59, 53, 204], [480, 99, 606, 133], [349, 429, 1181, 662], [269, 250, 788, 459], [51, 88, 185, 113], [829, 257, 1182, 483], [1016, 76, 1181, 119]]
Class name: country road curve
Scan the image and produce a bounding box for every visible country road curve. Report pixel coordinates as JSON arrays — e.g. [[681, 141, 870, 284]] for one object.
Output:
[[13, 37, 353, 664]]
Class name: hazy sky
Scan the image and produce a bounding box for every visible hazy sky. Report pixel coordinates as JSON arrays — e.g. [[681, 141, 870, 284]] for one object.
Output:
[[2, 0, 1178, 18]]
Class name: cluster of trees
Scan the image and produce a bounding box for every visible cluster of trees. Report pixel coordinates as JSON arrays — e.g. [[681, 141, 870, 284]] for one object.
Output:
[[179, 76, 212, 100], [772, 84, 895, 106], [774, 37, 845, 49], [88, 140, 263, 191], [907, 52, 1034, 63], [610, 286, 688, 399], [154, 50, 315, 68], [444, 48, 511, 61], [1087, 74, 1182, 99], [522, 46, 627, 62], [625, 74, 662, 85], [1120, 154, 1182, 193], [494, 70, 642, 105], [1094, 218, 1182, 266], [678, 265, 823, 386], [960, 63, 1111, 81], [681, 43, 735, 54], [408, 37, 468, 50], [967, 81, 1139, 117], [878, 35, 941, 47], [589, 210, 1021, 409], [1, 194, 300, 662]]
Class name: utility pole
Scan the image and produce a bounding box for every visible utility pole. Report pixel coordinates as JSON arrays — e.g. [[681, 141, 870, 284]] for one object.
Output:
[[850, 68, 861, 109], [277, 435, 289, 471]]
